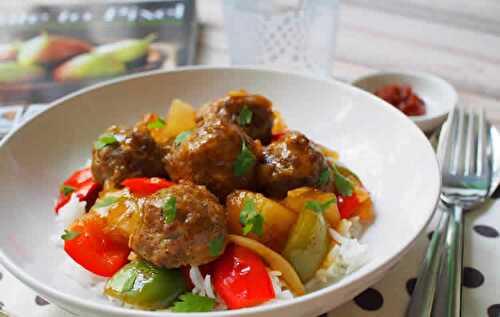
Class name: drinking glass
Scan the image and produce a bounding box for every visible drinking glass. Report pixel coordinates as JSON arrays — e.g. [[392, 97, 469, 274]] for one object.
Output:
[[223, 0, 340, 77]]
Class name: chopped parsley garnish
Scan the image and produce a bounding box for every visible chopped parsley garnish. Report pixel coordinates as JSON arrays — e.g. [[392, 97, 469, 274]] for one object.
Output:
[[163, 196, 176, 224], [239, 198, 264, 236], [174, 131, 192, 147], [108, 267, 138, 293], [318, 168, 331, 187], [237, 105, 253, 126], [61, 229, 80, 241], [94, 196, 119, 208], [333, 166, 354, 196], [61, 185, 75, 197], [234, 141, 256, 177], [171, 293, 216, 312], [94, 134, 118, 150], [147, 117, 166, 129], [208, 235, 225, 257], [304, 198, 336, 214]]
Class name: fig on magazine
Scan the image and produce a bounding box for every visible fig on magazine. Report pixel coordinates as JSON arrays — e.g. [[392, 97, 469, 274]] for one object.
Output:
[[94, 34, 157, 64], [53, 53, 126, 82], [17, 33, 92, 66], [0, 43, 19, 61], [0, 62, 45, 83]]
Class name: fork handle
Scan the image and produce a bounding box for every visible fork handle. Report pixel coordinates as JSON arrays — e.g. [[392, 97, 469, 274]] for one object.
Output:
[[432, 204, 463, 317], [406, 208, 450, 317]]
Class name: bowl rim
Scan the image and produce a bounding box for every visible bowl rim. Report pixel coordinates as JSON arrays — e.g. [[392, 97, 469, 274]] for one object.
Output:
[[0, 65, 441, 316], [351, 70, 458, 123]]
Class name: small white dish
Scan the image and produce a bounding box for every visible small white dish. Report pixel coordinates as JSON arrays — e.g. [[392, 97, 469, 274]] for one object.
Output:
[[352, 72, 458, 133], [0, 67, 441, 317]]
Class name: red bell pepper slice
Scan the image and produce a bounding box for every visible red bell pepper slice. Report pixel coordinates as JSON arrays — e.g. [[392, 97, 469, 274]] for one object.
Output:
[[337, 193, 360, 219], [55, 167, 101, 213], [64, 214, 130, 277], [213, 244, 275, 309], [121, 177, 175, 196], [271, 132, 286, 142]]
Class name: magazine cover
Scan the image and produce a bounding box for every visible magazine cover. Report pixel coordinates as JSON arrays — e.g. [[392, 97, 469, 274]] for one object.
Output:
[[0, 0, 197, 106]]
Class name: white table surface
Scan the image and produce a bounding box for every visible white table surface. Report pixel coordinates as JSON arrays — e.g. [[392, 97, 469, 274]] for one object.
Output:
[[2, 0, 500, 316]]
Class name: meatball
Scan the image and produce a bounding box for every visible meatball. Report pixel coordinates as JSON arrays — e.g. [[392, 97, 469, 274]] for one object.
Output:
[[197, 94, 274, 145], [91, 123, 166, 187], [130, 182, 227, 268], [257, 131, 332, 198], [164, 118, 259, 200]]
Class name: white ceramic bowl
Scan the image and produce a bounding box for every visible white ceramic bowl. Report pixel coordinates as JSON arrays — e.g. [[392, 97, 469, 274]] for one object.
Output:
[[352, 72, 458, 133], [0, 67, 440, 317]]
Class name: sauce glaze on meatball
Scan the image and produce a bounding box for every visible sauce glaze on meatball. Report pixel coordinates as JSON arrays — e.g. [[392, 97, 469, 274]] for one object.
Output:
[[257, 131, 332, 199], [130, 182, 227, 268]]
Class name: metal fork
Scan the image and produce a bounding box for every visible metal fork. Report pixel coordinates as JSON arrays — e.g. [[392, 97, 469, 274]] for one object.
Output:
[[406, 106, 492, 317]]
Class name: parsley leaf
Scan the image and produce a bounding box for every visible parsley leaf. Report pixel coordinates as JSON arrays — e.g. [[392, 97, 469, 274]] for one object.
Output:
[[333, 166, 353, 196], [208, 235, 225, 257], [234, 141, 256, 176], [304, 198, 336, 214], [318, 168, 331, 187], [171, 293, 216, 312], [163, 196, 176, 224], [108, 266, 138, 293], [94, 196, 119, 208], [61, 229, 80, 241], [94, 134, 118, 150], [239, 198, 264, 236], [147, 117, 166, 129], [174, 131, 192, 147], [61, 185, 75, 197], [237, 105, 253, 126]]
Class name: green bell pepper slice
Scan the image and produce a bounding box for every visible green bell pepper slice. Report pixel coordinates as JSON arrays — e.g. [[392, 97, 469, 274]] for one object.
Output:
[[282, 208, 331, 282], [104, 260, 187, 310]]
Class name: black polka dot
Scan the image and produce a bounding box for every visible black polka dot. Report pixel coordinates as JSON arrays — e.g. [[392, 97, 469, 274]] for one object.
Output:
[[463, 267, 484, 288], [0, 270, 3, 281], [354, 288, 384, 311], [427, 231, 434, 240], [35, 295, 49, 306], [318, 314, 328, 317], [406, 278, 417, 295], [474, 225, 499, 238], [488, 304, 500, 317], [0, 301, 4, 310]]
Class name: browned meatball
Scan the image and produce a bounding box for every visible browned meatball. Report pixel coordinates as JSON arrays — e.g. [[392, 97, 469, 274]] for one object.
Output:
[[164, 118, 259, 200], [257, 131, 332, 199], [91, 123, 166, 187], [197, 94, 274, 145], [130, 182, 227, 268]]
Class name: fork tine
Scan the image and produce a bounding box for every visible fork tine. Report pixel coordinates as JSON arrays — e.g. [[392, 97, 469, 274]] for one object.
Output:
[[439, 107, 459, 173], [464, 108, 476, 176], [450, 107, 465, 175], [476, 108, 488, 176]]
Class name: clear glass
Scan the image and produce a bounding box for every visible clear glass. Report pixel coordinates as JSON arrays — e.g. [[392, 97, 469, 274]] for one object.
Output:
[[223, 0, 339, 77]]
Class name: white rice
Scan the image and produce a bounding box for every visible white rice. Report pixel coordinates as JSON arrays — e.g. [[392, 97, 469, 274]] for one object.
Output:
[[189, 266, 227, 310], [50, 193, 86, 247], [60, 257, 107, 293], [306, 221, 369, 291], [336, 216, 363, 239], [268, 271, 294, 301]]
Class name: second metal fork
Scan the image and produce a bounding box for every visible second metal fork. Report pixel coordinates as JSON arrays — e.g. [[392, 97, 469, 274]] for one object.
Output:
[[406, 106, 492, 317]]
